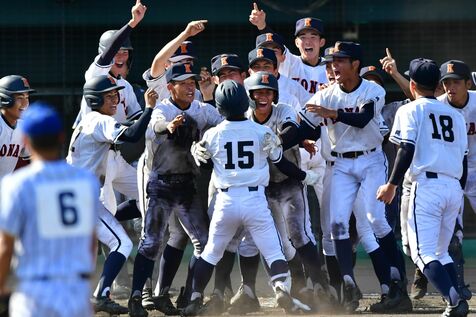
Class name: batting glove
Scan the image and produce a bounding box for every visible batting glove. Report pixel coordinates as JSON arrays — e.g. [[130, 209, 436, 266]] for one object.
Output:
[[263, 132, 283, 161], [191, 140, 211, 166], [303, 170, 319, 186]]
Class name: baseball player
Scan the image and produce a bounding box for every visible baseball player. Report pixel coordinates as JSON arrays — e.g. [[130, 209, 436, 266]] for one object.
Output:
[[183, 80, 316, 316], [127, 63, 222, 317], [67, 75, 156, 315], [249, 3, 327, 96], [73, 0, 146, 128], [0, 103, 99, 317], [377, 58, 469, 317], [300, 42, 407, 312], [0, 75, 35, 177]]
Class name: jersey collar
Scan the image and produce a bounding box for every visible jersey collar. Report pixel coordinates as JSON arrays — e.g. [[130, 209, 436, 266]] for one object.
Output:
[[169, 97, 192, 111], [1, 114, 16, 129], [252, 107, 274, 125], [339, 77, 362, 93], [300, 56, 322, 67]]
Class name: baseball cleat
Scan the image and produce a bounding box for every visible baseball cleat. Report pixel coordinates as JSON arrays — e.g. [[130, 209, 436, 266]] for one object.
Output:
[[181, 297, 203, 316], [93, 296, 129, 315], [227, 285, 260, 315], [199, 293, 226, 315], [175, 286, 189, 309], [343, 284, 362, 313], [153, 294, 181, 315], [128, 295, 148, 317], [441, 299, 469, 317], [141, 288, 155, 310]]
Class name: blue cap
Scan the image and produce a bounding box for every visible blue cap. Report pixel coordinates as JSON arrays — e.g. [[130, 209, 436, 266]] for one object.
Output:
[[295, 17, 324, 36], [255, 33, 285, 52], [211, 54, 244, 76], [408, 58, 440, 90], [330, 41, 363, 61], [248, 47, 277, 68], [20, 102, 63, 137], [165, 63, 201, 83], [440, 60, 471, 81], [169, 41, 196, 63]]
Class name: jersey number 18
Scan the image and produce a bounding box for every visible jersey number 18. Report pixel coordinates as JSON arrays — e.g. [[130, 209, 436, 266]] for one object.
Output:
[[429, 113, 454, 142]]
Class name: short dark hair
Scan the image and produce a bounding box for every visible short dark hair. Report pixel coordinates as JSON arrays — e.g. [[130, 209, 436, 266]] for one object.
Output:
[[29, 134, 63, 151], [413, 80, 435, 93]]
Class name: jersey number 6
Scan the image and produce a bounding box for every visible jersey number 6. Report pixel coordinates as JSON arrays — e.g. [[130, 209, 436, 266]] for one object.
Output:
[[58, 192, 79, 226], [224, 141, 255, 169]]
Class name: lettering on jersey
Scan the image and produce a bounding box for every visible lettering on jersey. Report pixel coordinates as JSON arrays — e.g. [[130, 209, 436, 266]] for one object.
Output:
[[467, 122, 476, 135], [180, 43, 188, 54], [447, 63, 454, 73], [304, 18, 312, 27], [221, 56, 228, 66], [261, 74, 269, 84], [184, 64, 192, 73], [256, 48, 264, 58], [266, 33, 274, 42], [293, 78, 319, 93], [0, 144, 20, 157]]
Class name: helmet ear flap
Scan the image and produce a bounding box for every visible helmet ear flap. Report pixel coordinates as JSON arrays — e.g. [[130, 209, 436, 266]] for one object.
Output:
[[0, 91, 14, 108], [84, 94, 104, 110]]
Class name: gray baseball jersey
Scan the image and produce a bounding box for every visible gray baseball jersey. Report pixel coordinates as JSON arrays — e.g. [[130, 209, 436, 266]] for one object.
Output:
[[0, 117, 29, 178]]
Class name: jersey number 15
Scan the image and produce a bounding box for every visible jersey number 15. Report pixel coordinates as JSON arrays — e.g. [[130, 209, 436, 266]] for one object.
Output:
[[224, 141, 254, 169]]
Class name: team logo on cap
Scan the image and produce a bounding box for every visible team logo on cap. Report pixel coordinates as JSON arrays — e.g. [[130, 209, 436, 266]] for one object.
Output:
[[21, 77, 30, 88], [447, 63, 454, 73], [304, 18, 312, 27], [256, 49, 264, 58], [266, 33, 274, 42], [334, 42, 342, 53], [184, 64, 192, 73], [368, 66, 376, 71], [180, 43, 188, 54], [221, 56, 228, 66], [261, 74, 269, 84]]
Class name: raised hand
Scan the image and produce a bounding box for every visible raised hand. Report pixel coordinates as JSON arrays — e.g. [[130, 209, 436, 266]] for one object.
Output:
[[167, 114, 185, 134], [198, 67, 216, 101], [249, 2, 267, 30], [144, 87, 158, 109], [185, 20, 208, 37], [129, 0, 147, 28], [379, 48, 398, 75]]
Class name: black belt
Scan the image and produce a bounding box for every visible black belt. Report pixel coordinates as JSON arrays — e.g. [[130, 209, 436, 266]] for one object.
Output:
[[426, 172, 438, 179], [331, 148, 376, 159], [219, 186, 258, 192]]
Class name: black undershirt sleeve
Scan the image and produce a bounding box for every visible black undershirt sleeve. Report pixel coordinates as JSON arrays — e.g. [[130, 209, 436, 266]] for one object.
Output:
[[118, 108, 153, 142], [336, 101, 374, 128], [273, 156, 306, 181], [298, 119, 321, 142], [461, 155, 468, 189], [280, 122, 300, 150], [97, 24, 133, 67], [388, 142, 415, 185]]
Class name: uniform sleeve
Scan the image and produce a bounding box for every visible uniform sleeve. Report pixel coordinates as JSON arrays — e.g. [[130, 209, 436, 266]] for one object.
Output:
[[389, 106, 418, 146], [142, 68, 170, 101], [0, 175, 24, 237], [360, 84, 386, 115], [298, 92, 325, 129], [93, 115, 128, 144], [123, 82, 143, 120], [85, 55, 113, 80], [277, 104, 299, 130], [204, 104, 224, 126], [278, 47, 300, 79]]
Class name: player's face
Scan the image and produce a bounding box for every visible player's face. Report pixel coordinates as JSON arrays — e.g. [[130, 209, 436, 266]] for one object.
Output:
[[325, 62, 336, 84], [98, 90, 120, 116], [168, 78, 196, 105], [251, 89, 274, 116], [332, 57, 358, 84], [261, 44, 285, 64], [111, 49, 130, 79], [1, 92, 30, 123], [249, 60, 277, 76], [295, 31, 325, 63], [442, 78, 471, 106], [217, 68, 246, 84]]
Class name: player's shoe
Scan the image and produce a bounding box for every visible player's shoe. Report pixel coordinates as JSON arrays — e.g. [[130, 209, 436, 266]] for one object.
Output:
[[441, 299, 469, 317], [369, 280, 413, 313], [343, 284, 362, 313], [295, 287, 317, 311], [153, 294, 181, 315], [93, 296, 129, 315], [459, 285, 472, 301], [227, 285, 261, 315], [175, 286, 189, 309], [199, 293, 225, 315], [181, 296, 203, 316], [411, 267, 428, 299], [128, 295, 148, 317], [141, 288, 155, 310], [275, 285, 294, 313]]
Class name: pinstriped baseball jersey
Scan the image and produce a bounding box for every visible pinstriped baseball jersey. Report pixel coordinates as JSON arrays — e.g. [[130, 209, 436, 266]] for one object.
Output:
[[202, 119, 281, 189], [278, 73, 310, 107], [144, 98, 222, 175], [73, 55, 143, 128], [0, 160, 99, 279], [390, 97, 467, 180], [279, 47, 328, 97], [246, 103, 301, 183], [67, 111, 127, 178], [299, 79, 386, 153], [439, 91, 476, 168], [0, 116, 29, 178]]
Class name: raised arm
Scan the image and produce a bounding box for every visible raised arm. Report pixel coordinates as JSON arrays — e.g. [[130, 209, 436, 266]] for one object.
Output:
[[380, 48, 412, 100]]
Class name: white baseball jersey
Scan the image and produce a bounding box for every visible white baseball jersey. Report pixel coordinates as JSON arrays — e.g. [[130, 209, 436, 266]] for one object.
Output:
[[202, 119, 281, 189], [246, 103, 300, 183], [279, 47, 328, 97], [439, 91, 476, 168], [144, 98, 222, 175], [142, 68, 202, 103], [67, 111, 127, 179], [278, 73, 310, 107], [73, 55, 143, 127], [299, 79, 386, 153], [390, 97, 467, 180], [0, 116, 29, 178], [0, 160, 99, 279]]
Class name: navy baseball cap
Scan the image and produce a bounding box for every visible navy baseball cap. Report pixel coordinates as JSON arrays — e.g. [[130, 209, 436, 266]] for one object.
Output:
[[440, 60, 471, 81], [255, 33, 285, 52], [407, 58, 440, 90], [320, 46, 336, 64], [295, 17, 324, 36], [165, 63, 200, 83], [20, 102, 63, 137], [211, 54, 244, 76], [169, 41, 196, 63], [248, 48, 277, 68], [360, 66, 384, 86], [330, 42, 363, 61]]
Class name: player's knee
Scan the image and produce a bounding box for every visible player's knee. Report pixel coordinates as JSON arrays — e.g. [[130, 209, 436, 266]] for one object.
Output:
[[118, 236, 133, 258]]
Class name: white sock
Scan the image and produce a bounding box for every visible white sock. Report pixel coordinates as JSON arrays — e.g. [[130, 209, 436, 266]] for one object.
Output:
[[343, 275, 355, 287]]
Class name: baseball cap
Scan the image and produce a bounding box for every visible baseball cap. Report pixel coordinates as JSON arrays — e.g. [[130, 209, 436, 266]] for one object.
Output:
[[295, 17, 324, 37], [169, 41, 196, 63], [165, 63, 201, 83], [440, 60, 471, 81], [320, 46, 336, 64], [248, 48, 277, 68], [407, 58, 440, 90], [211, 54, 244, 76], [330, 41, 363, 61], [360, 66, 384, 86], [255, 33, 285, 52], [20, 102, 63, 137]]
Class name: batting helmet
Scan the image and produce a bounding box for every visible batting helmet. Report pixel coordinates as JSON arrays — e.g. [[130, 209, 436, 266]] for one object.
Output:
[[246, 71, 279, 108], [214, 80, 249, 118], [83, 75, 125, 110], [0, 75, 36, 108]]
